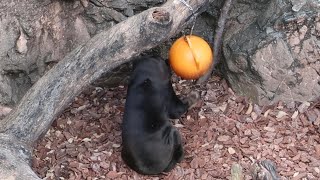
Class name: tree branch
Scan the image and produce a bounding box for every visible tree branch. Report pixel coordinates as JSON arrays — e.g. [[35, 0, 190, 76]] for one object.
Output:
[[196, 0, 233, 84]]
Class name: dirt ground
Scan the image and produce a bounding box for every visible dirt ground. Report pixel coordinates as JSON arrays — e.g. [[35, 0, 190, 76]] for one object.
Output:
[[32, 75, 320, 180]]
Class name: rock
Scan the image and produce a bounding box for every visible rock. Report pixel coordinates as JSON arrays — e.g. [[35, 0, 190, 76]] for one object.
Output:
[[254, 104, 262, 115], [103, 8, 127, 22], [74, 17, 91, 45], [222, 0, 320, 106], [305, 110, 317, 122], [0, 0, 166, 106], [16, 30, 28, 54], [291, 0, 306, 12], [251, 160, 280, 180], [0, 105, 12, 118]]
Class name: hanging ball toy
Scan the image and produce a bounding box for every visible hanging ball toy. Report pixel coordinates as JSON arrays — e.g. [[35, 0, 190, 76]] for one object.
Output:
[[169, 35, 213, 80]]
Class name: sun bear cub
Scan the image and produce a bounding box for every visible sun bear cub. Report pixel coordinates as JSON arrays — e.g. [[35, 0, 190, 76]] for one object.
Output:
[[121, 56, 197, 175]]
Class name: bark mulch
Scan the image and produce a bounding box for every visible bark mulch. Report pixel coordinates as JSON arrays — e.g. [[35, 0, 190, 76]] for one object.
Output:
[[32, 75, 320, 180]]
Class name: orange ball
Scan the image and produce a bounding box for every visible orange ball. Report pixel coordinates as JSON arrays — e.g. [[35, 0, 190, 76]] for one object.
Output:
[[169, 35, 213, 80]]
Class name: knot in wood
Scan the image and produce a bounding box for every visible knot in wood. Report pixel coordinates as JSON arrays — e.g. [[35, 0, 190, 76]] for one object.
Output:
[[151, 8, 170, 25]]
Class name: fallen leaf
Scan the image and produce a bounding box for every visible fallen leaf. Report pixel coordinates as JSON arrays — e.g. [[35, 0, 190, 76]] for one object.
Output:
[[292, 153, 301, 161], [264, 127, 275, 132], [263, 109, 271, 117], [82, 138, 91, 142], [245, 103, 253, 115], [217, 135, 231, 142], [291, 111, 299, 119], [228, 147, 236, 154], [240, 137, 248, 144], [67, 138, 74, 143], [298, 101, 310, 113], [214, 144, 224, 150], [251, 112, 258, 121], [174, 124, 184, 128], [106, 171, 122, 179], [315, 144, 320, 158], [220, 103, 228, 112], [292, 172, 307, 180], [201, 143, 210, 147], [236, 103, 245, 114], [190, 158, 199, 168], [112, 144, 121, 148], [276, 111, 288, 118], [244, 129, 251, 136]]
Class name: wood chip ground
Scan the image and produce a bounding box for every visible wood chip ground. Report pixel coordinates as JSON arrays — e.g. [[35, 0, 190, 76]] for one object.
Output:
[[32, 75, 320, 180]]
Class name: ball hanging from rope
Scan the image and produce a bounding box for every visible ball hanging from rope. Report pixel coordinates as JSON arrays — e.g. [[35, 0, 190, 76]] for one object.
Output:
[[169, 35, 213, 80]]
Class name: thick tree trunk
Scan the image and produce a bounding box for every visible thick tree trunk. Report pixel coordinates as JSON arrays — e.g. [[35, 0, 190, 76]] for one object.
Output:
[[0, 135, 40, 179], [0, 0, 209, 178]]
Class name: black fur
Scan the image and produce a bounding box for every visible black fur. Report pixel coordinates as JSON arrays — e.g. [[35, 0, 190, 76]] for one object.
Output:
[[121, 56, 189, 175]]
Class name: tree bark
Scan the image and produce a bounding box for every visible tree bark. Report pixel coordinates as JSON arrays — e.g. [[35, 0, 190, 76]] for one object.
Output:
[[0, 0, 209, 178]]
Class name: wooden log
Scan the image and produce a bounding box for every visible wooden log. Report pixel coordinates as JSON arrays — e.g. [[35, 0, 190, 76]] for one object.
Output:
[[0, 0, 209, 178]]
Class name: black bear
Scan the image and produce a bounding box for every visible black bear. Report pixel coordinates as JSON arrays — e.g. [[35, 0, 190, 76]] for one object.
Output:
[[121, 56, 197, 175]]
